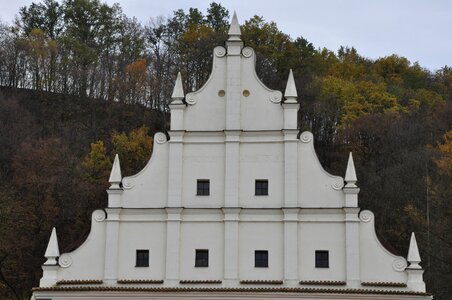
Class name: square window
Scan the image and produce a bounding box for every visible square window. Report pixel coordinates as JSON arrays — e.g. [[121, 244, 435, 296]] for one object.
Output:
[[315, 250, 329, 268], [195, 249, 209, 267], [255, 250, 268, 268], [135, 250, 149, 267], [255, 180, 268, 196], [197, 180, 210, 196]]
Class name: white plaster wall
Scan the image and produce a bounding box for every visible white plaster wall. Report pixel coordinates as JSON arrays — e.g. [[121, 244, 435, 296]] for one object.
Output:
[[182, 143, 225, 208], [57, 211, 106, 280], [239, 142, 284, 208], [121, 133, 169, 208], [117, 221, 166, 280], [239, 221, 284, 280], [180, 221, 224, 280], [240, 49, 283, 131], [298, 133, 345, 208], [184, 47, 227, 131], [359, 211, 408, 283], [298, 221, 346, 281]]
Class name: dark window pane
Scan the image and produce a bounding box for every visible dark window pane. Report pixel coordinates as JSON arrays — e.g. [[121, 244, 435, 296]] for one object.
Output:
[[255, 250, 268, 267], [315, 250, 329, 268], [197, 180, 210, 196], [195, 249, 209, 267], [136, 250, 149, 267], [255, 180, 268, 195]]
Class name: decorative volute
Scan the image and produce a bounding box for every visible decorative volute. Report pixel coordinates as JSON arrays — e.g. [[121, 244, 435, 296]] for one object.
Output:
[[109, 154, 122, 189], [44, 228, 60, 265], [284, 69, 298, 103], [171, 72, 184, 104], [407, 232, 422, 269], [345, 152, 358, 187], [228, 11, 241, 41]]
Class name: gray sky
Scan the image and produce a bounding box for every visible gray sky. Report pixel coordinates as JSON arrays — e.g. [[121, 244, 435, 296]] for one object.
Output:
[[1, 0, 451, 71]]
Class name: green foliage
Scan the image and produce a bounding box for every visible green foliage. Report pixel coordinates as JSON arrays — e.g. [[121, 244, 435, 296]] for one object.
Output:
[[110, 126, 153, 176], [82, 140, 111, 181]]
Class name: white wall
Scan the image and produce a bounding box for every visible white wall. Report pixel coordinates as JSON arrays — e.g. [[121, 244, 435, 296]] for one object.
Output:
[[117, 221, 166, 280], [239, 142, 284, 208], [180, 221, 224, 280], [182, 143, 225, 208], [239, 220, 284, 280], [298, 221, 346, 281]]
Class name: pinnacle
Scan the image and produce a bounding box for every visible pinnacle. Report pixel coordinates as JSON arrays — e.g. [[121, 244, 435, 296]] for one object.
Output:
[[109, 154, 122, 188], [284, 69, 298, 102], [407, 232, 422, 269], [44, 227, 60, 265], [171, 72, 184, 103], [345, 152, 358, 187], [228, 11, 241, 41]]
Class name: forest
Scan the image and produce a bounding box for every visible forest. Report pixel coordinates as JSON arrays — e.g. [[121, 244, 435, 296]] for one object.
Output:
[[0, 0, 451, 299]]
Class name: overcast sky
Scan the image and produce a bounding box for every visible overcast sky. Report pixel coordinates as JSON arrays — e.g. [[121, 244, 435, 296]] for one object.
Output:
[[1, 0, 451, 71]]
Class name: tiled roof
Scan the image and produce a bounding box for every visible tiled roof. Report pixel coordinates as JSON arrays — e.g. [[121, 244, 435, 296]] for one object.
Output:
[[361, 282, 407, 287], [117, 279, 164, 284], [299, 280, 346, 286], [180, 280, 222, 284], [32, 286, 431, 296], [56, 280, 103, 285], [240, 280, 283, 285]]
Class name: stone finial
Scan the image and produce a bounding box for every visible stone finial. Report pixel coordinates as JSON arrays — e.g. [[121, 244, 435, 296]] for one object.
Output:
[[228, 11, 241, 41], [284, 69, 297, 103], [171, 72, 184, 104], [109, 154, 122, 189], [44, 228, 60, 265], [345, 152, 358, 187], [408, 232, 422, 269]]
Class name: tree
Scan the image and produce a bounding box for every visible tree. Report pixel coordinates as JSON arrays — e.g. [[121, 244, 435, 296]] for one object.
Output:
[[82, 126, 153, 202]]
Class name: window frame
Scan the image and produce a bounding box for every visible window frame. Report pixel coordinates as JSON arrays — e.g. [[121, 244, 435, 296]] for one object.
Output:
[[255, 179, 269, 196], [196, 179, 210, 196], [195, 249, 209, 267], [315, 250, 329, 268], [254, 250, 269, 268], [135, 249, 149, 267]]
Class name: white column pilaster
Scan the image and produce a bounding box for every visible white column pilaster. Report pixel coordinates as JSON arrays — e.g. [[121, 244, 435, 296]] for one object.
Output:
[[225, 39, 243, 130], [40, 265, 59, 287], [107, 189, 122, 207], [283, 208, 299, 283], [224, 131, 240, 207], [169, 104, 185, 131], [344, 206, 360, 287], [167, 131, 184, 207], [223, 208, 241, 283], [407, 268, 426, 292], [165, 208, 183, 283], [283, 129, 299, 207], [103, 208, 121, 284]]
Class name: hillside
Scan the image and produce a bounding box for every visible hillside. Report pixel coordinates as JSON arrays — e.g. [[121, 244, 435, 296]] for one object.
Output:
[[0, 87, 165, 299]]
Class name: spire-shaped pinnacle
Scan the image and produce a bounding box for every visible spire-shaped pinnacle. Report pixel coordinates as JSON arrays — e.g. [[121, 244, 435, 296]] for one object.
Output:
[[345, 152, 358, 187], [171, 72, 184, 104], [408, 232, 422, 269], [284, 69, 297, 102], [44, 228, 59, 265], [228, 11, 241, 41], [109, 154, 122, 189]]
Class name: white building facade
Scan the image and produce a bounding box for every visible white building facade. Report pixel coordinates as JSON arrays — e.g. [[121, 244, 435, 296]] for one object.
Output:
[[33, 14, 431, 300]]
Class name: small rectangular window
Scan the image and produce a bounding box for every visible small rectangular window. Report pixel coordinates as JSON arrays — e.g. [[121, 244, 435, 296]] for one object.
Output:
[[255, 250, 268, 267], [197, 180, 210, 196], [195, 249, 209, 267], [315, 250, 329, 268], [136, 250, 149, 267], [255, 180, 268, 196]]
